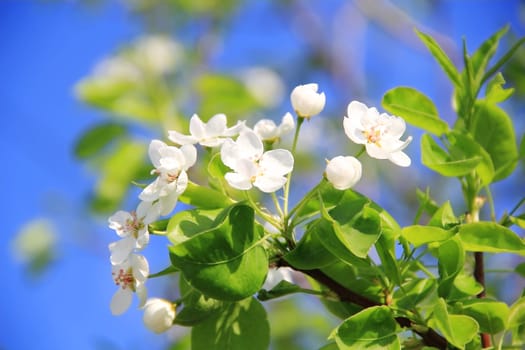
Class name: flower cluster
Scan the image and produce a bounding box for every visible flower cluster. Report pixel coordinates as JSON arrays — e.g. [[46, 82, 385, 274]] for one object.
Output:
[[107, 82, 412, 331]]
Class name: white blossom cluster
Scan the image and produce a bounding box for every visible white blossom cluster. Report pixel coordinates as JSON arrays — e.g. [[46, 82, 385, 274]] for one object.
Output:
[[107, 82, 411, 333]]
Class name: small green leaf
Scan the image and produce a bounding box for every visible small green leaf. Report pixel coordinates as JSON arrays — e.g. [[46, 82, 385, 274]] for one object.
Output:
[[429, 298, 479, 349], [175, 276, 224, 327], [179, 181, 235, 209], [437, 237, 465, 298], [428, 201, 458, 229], [191, 297, 270, 350], [284, 219, 337, 270], [485, 73, 514, 103], [167, 207, 222, 245], [470, 101, 518, 181], [333, 306, 400, 350], [169, 204, 268, 301], [148, 265, 178, 278], [382, 87, 448, 136], [458, 222, 525, 256], [257, 280, 305, 301], [481, 36, 525, 86], [74, 123, 128, 159], [460, 299, 509, 334], [508, 296, 525, 329], [416, 187, 439, 217], [393, 279, 437, 310], [470, 25, 509, 83], [509, 214, 525, 229], [402, 225, 454, 247], [421, 134, 481, 177], [415, 29, 461, 87]]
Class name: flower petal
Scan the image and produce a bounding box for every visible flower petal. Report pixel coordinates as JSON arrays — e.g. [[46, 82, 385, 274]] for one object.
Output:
[[259, 149, 294, 176], [110, 288, 133, 316], [325, 156, 362, 190], [188, 114, 207, 140], [109, 237, 136, 265], [253, 175, 287, 193]]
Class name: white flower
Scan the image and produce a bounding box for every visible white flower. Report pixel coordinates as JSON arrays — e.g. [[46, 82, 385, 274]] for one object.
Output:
[[168, 113, 244, 148], [343, 101, 412, 167], [108, 201, 160, 265], [290, 83, 326, 118], [142, 298, 176, 334], [325, 156, 362, 190], [221, 130, 294, 193], [253, 112, 295, 142], [239, 67, 285, 107], [262, 267, 294, 290], [139, 140, 197, 215], [134, 35, 182, 75], [110, 253, 149, 316]]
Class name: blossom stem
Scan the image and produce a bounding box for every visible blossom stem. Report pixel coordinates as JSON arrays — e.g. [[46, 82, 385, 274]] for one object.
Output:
[[244, 191, 280, 229], [288, 178, 326, 223], [283, 116, 305, 217], [354, 145, 366, 158], [271, 192, 284, 218]]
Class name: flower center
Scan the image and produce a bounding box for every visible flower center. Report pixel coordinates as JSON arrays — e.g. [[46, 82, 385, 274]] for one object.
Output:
[[124, 212, 145, 239], [113, 267, 135, 291], [364, 127, 382, 145]]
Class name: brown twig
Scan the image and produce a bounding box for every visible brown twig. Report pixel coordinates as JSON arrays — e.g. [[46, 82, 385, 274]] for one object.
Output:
[[278, 259, 449, 349]]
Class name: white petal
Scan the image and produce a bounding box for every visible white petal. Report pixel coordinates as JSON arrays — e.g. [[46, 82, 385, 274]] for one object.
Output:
[[108, 211, 132, 237], [343, 117, 366, 145], [291, 83, 325, 117], [388, 151, 411, 167], [205, 113, 228, 136], [148, 140, 167, 168], [325, 156, 362, 190], [236, 130, 263, 161], [385, 114, 406, 138], [135, 283, 148, 308], [109, 237, 136, 265], [223, 120, 246, 137], [254, 175, 287, 193], [137, 201, 160, 224], [159, 191, 179, 216], [346, 100, 369, 120], [139, 178, 162, 201], [110, 288, 133, 316], [259, 149, 294, 176], [225, 172, 253, 190], [220, 139, 240, 169], [180, 144, 197, 169], [167, 130, 197, 146], [277, 112, 295, 136], [188, 114, 207, 140], [131, 254, 150, 281], [253, 119, 278, 140], [365, 143, 389, 160]]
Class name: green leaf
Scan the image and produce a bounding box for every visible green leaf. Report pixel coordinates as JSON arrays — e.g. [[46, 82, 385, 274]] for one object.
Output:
[[429, 298, 479, 349], [169, 204, 268, 301], [470, 101, 518, 181], [485, 73, 514, 103], [167, 207, 222, 245], [515, 262, 525, 277], [421, 134, 481, 177], [470, 25, 509, 84], [74, 123, 128, 159], [415, 29, 461, 87], [446, 130, 495, 186], [460, 299, 509, 334], [179, 181, 235, 209], [92, 140, 147, 213], [148, 265, 178, 278], [428, 201, 459, 229], [416, 187, 439, 217], [175, 276, 224, 327], [191, 297, 270, 350], [393, 278, 437, 310], [284, 219, 337, 270], [257, 280, 305, 301], [509, 214, 525, 229], [401, 225, 454, 247], [450, 273, 483, 298], [332, 306, 400, 350], [481, 36, 525, 86], [508, 296, 525, 329], [458, 222, 525, 256], [437, 237, 465, 298], [382, 87, 448, 136]]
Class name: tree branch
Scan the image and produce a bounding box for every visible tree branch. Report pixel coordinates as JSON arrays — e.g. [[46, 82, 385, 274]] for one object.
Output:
[[278, 259, 449, 349]]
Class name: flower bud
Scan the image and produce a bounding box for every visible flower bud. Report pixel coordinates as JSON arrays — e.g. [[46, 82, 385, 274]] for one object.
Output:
[[142, 298, 176, 334], [325, 156, 362, 190], [290, 83, 326, 118]]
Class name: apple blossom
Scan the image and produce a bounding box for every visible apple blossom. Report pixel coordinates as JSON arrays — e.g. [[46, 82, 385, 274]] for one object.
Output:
[[168, 113, 245, 148], [108, 201, 160, 265], [110, 253, 149, 316], [290, 83, 326, 118], [343, 101, 412, 167], [139, 140, 197, 216], [325, 156, 362, 190], [221, 130, 294, 193], [253, 112, 295, 143], [142, 298, 176, 334]]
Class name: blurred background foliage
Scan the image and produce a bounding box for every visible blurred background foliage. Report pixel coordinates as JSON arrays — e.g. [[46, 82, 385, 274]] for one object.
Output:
[[4, 0, 525, 349]]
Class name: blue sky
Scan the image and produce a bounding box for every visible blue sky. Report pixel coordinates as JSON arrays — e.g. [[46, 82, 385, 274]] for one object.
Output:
[[2, 1, 524, 349]]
